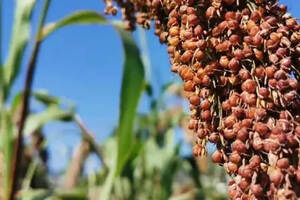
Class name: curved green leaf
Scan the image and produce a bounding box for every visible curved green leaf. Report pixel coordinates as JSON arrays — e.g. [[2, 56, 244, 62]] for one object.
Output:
[[100, 22, 145, 200], [113, 22, 146, 176], [33, 90, 60, 106], [39, 13, 144, 200], [40, 11, 106, 40]]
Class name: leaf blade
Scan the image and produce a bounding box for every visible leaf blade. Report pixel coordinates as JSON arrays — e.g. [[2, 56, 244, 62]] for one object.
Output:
[[33, 90, 60, 106], [113, 22, 145, 176], [40, 11, 107, 40], [24, 105, 74, 137], [99, 23, 145, 200]]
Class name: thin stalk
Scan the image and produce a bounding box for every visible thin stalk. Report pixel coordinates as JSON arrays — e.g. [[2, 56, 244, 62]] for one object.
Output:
[[22, 159, 38, 191], [64, 141, 90, 189], [73, 114, 107, 169], [8, 1, 51, 199]]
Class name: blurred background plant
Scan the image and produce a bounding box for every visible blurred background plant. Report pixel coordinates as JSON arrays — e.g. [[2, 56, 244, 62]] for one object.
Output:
[[0, 0, 230, 199]]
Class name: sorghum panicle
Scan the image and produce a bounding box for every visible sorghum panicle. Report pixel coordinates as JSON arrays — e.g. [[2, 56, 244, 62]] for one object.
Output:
[[103, 0, 300, 199]]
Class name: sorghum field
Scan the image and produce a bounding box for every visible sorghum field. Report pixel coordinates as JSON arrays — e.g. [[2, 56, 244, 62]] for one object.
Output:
[[0, 0, 300, 199]]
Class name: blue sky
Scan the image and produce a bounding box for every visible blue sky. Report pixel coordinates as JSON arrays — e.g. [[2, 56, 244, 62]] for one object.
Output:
[[3, 0, 174, 173], [2, 0, 300, 173]]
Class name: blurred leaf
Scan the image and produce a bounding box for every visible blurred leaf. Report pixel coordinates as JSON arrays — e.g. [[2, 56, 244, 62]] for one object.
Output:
[[161, 153, 180, 198], [24, 105, 74, 137], [113, 177, 131, 199], [145, 83, 153, 97], [130, 128, 182, 199], [0, 66, 4, 108], [135, 114, 150, 132], [53, 188, 87, 200], [102, 138, 118, 169], [4, 0, 36, 97], [0, 110, 15, 199], [164, 129, 175, 155], [33, 90, 60, 106], [20, 188, 88, 200], [40, 11, 106, 40], [22, 159, 38, 191], [100, 138, 121, 200], [100, 167, 115, 200], [170, 193, 196, 200], [143, 129, 176, 173], [11, 92, 23, 113], [19, 189, 51, 200]]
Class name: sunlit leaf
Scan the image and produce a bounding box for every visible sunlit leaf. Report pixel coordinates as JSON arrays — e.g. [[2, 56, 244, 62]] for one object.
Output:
[[4, 0, 36, 97], [40, 11, 106, 40]]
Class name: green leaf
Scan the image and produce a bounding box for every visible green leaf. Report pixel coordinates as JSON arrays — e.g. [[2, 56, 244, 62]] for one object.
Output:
[[100, 167, 116, 200], [113, 22, 145, 176], [141, 130, 176, 174], [100, 22, 145, 200], [40, 13, 145, 199], [52, 188, 87, 200], [0, 66, 4, 109], [19, 188, 88, 200], [102, 138, 118, 168], [24, 105, 74, 137], [10, 91, 23, 113], [33, 90, 60, 106], [4, 0, 36, 98], [40, 11, 106, 41], [22, 159, 38, 191], [19, 189, 51, 200]]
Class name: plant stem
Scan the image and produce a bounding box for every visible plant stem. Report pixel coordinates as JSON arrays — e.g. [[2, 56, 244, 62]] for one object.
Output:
[[73, 114, 107, 169], [64, 141, 90, 189], [8, 1, 51, 199]]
